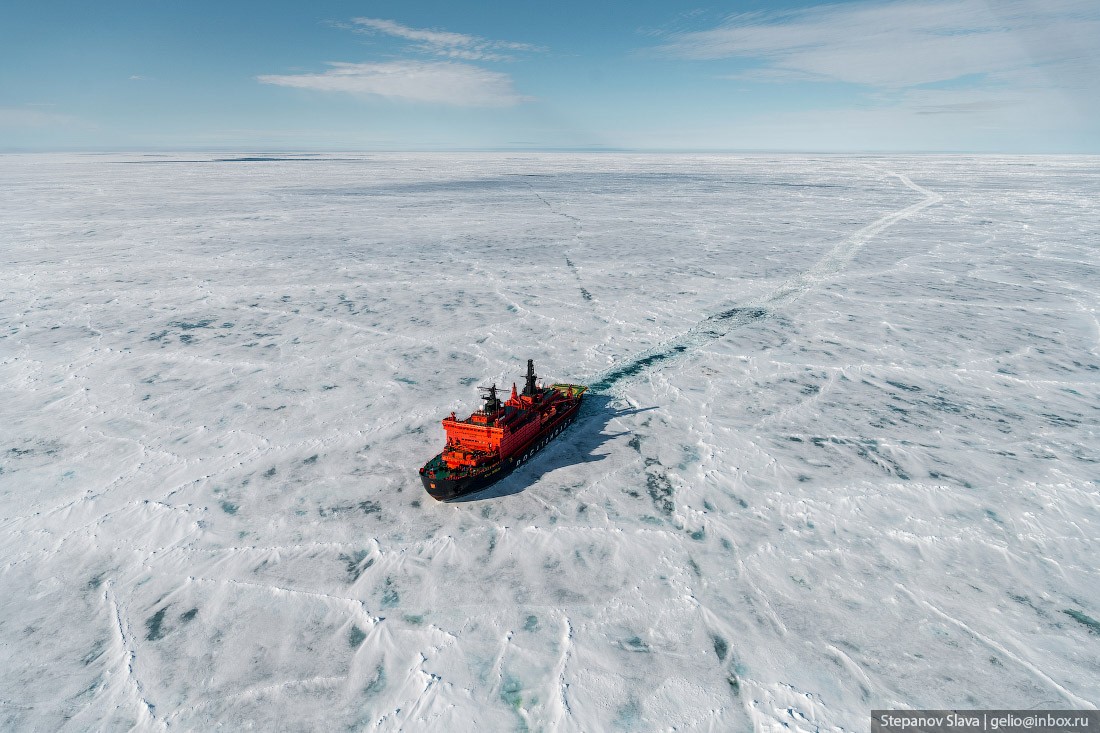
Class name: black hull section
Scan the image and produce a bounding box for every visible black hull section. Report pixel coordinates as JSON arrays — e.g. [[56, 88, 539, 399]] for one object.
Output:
[[421, 403, 581, 501]]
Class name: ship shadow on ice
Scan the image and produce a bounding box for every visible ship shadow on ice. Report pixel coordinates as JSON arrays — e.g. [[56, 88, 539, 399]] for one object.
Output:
[[447, 394, 654, 502]]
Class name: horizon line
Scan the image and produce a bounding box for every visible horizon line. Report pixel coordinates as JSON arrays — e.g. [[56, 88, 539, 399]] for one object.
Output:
[[4, 147, 1099, 156]]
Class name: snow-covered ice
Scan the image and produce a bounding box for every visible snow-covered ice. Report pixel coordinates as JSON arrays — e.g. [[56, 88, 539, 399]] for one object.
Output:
[[2, 153, 1098, 731]]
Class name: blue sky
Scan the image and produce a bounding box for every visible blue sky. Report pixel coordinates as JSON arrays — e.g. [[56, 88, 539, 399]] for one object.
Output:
[[2, 0, 1098, 152]]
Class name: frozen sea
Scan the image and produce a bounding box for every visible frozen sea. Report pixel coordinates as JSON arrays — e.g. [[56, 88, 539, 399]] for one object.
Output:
[[2, 153, 1098, 731]]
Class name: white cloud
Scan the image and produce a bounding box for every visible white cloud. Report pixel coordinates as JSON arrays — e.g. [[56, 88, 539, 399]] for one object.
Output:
[[350, 17, 542, 62], [258, 61, 527, 107], [0, 106, 75, 128], [644, 0, 1099, 150], [259, 18, 539, 107], [658, 0, 1100, 91], [624, 82, 1088, 151]]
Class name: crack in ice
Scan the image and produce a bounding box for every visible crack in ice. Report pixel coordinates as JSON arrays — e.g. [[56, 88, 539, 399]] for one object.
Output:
[[590, 171, 942, 393]]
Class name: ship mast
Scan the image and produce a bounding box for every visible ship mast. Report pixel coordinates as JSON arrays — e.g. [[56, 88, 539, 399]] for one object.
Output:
[[479, 384, 502, 414], [523, 359, 538, 396]]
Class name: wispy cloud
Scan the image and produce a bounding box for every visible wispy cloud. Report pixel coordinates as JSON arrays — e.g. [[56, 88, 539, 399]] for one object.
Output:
[[260, 17, 538, 106], [258, 61, 527, 106], [0, 106, 75, 127], [349, 17, 543, 62], [658, 0, 1100, 91]]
